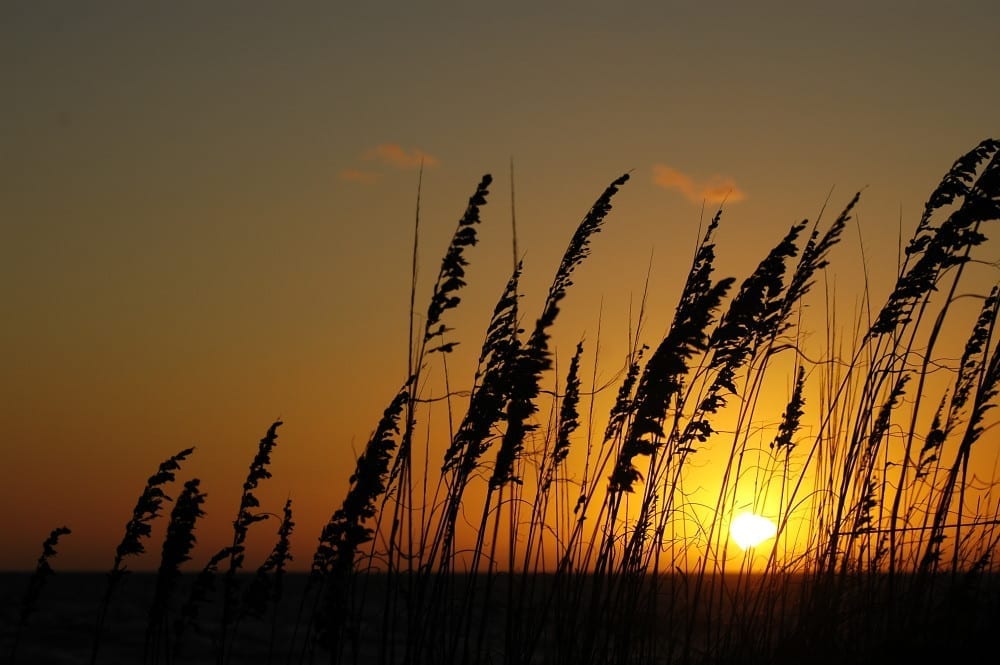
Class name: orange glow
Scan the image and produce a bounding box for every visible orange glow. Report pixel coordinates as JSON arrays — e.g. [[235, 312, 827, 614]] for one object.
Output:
[[3, 4, 999, 577], [730, 513, 778, 550]]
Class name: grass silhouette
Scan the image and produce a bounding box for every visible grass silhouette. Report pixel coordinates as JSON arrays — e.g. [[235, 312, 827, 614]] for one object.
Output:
[[5, 139, 1000, 665]]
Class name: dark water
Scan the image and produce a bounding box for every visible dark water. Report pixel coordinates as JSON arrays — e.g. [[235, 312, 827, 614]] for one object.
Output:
[[3, 571, 999, 665], [1, 572, 316, 664]]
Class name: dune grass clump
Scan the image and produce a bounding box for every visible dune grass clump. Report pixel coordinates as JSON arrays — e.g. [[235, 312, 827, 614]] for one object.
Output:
[[11, 138, 1000, 665]]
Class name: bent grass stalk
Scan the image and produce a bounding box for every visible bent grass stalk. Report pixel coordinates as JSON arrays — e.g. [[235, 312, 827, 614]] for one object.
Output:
[[90, 447, 194, 665], [9, 526, 71, 665]]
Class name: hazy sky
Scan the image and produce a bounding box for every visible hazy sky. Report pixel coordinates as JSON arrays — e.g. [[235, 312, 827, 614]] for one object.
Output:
[[3, 1, 999, 571]]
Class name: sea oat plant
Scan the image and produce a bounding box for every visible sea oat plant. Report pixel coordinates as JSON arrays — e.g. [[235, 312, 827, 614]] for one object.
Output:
[[10, 139, 1000, 665], [8, 526, 71, 664]]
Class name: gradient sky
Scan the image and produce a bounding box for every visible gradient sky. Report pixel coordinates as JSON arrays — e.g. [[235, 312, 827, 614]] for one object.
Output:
[[3, 1, 999, 571]]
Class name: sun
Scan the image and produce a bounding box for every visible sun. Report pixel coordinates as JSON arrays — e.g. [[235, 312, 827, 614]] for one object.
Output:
[[730, 513, 778, 550]]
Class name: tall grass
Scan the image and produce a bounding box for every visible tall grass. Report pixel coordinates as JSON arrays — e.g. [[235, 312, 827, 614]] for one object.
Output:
[[7, 139, 1000, 665], [145, 478, 206, 665], [90, 447, 194, 665], [8, 526, 71, 664]]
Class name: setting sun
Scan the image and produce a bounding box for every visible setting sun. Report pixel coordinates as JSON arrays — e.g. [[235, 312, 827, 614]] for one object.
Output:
[[730, 513, 778, 550]]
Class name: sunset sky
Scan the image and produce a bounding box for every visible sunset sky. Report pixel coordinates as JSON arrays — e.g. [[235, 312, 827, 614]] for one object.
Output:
[[3, 1, 999, 571]]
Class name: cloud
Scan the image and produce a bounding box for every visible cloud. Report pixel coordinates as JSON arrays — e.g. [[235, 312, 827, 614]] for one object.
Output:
[[652, 164, 746, 205], [339, 169, 381, 185], [364, 143, 440, 169]]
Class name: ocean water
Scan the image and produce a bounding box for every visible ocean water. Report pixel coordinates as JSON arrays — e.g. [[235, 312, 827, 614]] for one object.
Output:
[[2, 572, 316, 664], [3, 571, 998, 664], [1, 571, 714, 664]]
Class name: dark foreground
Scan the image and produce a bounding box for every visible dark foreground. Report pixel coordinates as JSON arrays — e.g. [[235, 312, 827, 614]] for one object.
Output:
[[2, 571, 999, 665]]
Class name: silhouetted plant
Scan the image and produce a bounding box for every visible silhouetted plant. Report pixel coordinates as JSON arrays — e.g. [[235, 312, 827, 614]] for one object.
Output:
[[602, 346, 646, 446], [243, 498, 294, 621], [19, 138, 1000, 665], [368, 174, 496, 665], [9, 526, 71, 664], [916, 396, 947, 480], [609, 212, 734, 493], [441, 262, 523, 479], [839, 375, 909, 559], [145, 478, 206, 665], [870, 140, 1000, 337], [450, 172, 631, 665], [542, 340, 584, 493], [780, 194, 856, 330], [923, 290, 1000, 572], [111, 448, 196, 573], [668, 217, 810, 479], [709, 220, 807, 391], [173, 546, 233, 659], [91, 447, 194, 665], [312, 389, 408, 660], [493, 172, 630, 490], [402, 173, 495, 486], [401, 263, 525, 665], [240, 498, 294, 665], [771, 365, 807, 454], [218, 420, 283, 664], [423, 174, 493, 355], [432, 264, 522, 571]]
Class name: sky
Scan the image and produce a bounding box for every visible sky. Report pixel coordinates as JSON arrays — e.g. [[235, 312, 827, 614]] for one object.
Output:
[[2, 0, 999, 572]]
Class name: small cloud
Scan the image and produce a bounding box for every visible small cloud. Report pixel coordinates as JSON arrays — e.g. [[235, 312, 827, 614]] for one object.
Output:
[[700, 177, 746, 204], [364, 143, 439, 169], [652, 165, 696, 198], [339, 169, 381, 185], [652, 164, 746, 205]]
